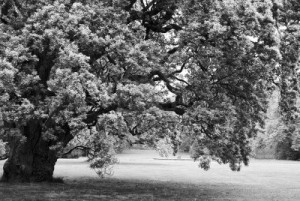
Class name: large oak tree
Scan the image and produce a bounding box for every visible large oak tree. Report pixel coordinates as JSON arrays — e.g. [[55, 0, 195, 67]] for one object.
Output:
[[0, 0, 279, 182]]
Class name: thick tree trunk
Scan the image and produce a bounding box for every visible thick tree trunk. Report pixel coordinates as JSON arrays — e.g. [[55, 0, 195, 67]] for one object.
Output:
[[1, 120, 71, 182], [1, 139, 57, 182]]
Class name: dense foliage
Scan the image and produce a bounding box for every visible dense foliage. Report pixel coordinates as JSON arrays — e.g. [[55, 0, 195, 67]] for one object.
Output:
[[252, 0, 300, 160], [274, 0, 300, 159], [0, 0, 298, 181]]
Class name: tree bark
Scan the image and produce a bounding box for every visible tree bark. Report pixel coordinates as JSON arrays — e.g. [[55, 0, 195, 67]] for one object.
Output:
[[1, 120, 71, 182]]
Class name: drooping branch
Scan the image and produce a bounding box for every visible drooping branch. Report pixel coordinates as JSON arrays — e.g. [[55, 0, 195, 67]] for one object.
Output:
[[59, 145, 91, 157], [84, 104, 119, 127]]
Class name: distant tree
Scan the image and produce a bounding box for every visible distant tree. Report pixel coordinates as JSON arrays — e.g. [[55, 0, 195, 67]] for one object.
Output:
[[257, 0, 300, 159], [0, 0, 278, 182]]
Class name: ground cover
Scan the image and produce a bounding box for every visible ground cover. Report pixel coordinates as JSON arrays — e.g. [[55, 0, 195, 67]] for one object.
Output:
[[0, 150, 299, 200]]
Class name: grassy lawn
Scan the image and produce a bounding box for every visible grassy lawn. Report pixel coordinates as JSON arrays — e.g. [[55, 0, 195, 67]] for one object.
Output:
[[0, 149, 300, 200]]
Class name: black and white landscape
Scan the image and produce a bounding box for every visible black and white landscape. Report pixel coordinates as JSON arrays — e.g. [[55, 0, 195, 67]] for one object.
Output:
[[0, 0, 300, 200]]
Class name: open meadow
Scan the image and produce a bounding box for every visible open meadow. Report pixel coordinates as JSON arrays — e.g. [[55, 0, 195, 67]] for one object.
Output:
[[0, 149, 300, 201]]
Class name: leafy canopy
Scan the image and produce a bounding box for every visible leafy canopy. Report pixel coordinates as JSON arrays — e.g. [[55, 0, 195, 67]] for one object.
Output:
[[0, 0, 282, 173]]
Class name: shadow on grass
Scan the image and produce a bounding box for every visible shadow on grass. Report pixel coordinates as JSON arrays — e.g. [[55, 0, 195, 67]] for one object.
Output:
[[117, 162, 170, 166], [0, 178, 213, 201], [0, 177, 298, 201]]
